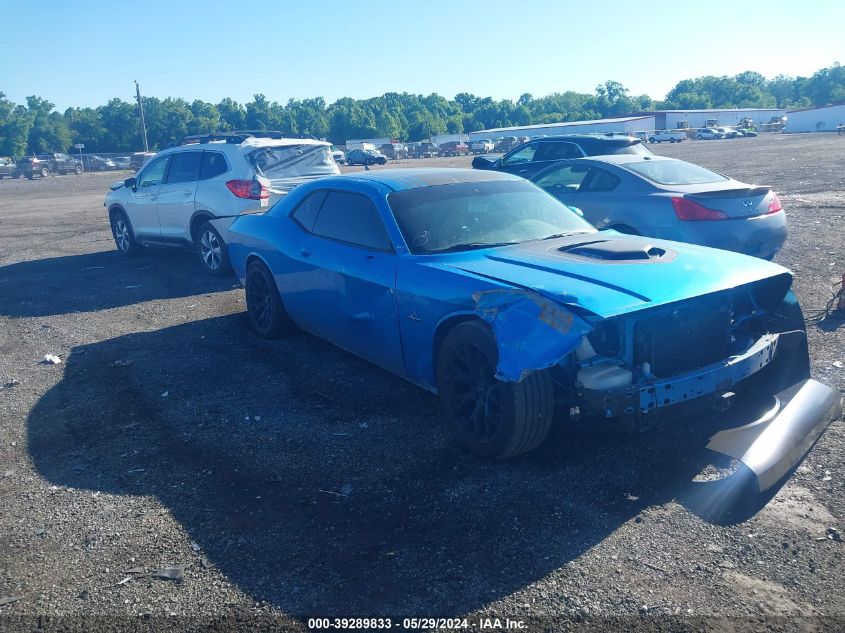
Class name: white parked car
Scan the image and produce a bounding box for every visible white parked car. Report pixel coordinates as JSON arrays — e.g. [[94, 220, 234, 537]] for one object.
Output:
[[470, 139, 495, 154], [104, 133, 339, 274], [696, 128, 725, 140], [331, 147, 346, 164], [647, 130, 687, 143]]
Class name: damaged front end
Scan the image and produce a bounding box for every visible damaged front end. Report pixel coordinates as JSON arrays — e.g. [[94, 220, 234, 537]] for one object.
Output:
[[473, 278, 841, 494]]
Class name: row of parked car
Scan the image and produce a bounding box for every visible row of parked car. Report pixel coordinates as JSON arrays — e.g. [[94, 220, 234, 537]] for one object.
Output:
[[0, 153, 141, 179], [100, 130, 839, 484]]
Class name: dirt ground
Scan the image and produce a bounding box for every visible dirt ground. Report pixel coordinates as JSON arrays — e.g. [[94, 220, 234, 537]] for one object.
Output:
[[0, 133, 843, 632]]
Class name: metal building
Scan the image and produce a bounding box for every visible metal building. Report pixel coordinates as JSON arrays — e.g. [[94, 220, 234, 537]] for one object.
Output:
[[466, 116, 656, 142], [785, 104, 845, 133]]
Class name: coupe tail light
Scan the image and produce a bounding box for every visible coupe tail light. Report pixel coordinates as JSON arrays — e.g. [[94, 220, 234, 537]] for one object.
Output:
[[767, 193, 783, 214], [671, 197, 728, 221], [226, 179, 269, 200]]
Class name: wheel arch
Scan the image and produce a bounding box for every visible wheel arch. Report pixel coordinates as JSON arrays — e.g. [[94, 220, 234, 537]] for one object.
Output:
[[431, 312, 486, 380], [189, 211, 215, 241], [108, 203, 127, 222]]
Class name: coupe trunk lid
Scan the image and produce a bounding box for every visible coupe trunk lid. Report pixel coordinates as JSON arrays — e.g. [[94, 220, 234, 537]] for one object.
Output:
[[683, 185, 777, 219]]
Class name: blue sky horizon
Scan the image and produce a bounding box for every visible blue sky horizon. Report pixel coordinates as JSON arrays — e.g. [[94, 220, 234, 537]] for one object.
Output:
[[2, 0, 843, 110]]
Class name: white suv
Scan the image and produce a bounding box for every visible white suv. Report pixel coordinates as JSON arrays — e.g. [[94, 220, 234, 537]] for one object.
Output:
[[105, 133, 339, 274]]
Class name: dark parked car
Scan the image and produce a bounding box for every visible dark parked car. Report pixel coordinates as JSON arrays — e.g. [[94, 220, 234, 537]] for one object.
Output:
[[0, 157, 15, 179], [129, 152, 157, 171], [81, 154, 117, 171], [494, 136, 521, 153], [379, 143, 409, 160], [346, 148, 387, 166], [417, 142, 440, 158], [439, 141, 469, 156], [15, 153, 83, 178], [472, 134, 651, 180]]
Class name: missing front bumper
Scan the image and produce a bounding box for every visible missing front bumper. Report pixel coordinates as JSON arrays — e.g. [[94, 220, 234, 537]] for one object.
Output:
[[706, 379, 842, 492]]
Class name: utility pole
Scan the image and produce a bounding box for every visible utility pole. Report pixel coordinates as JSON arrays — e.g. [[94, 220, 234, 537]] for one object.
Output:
[[135, 80, 149, 152]]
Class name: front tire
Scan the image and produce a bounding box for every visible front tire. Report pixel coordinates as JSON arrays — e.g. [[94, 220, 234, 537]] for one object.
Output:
[[196, 221, 231, 276], [245, 260, 293, 338], [436, 321, 554, 459], [75, 165, 82, 175], [110, 209, 143, 256]]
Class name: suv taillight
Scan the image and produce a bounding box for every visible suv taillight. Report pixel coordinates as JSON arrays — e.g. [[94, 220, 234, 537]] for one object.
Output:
[[671, 197, 727, 221], [226, 179, 269, 200]]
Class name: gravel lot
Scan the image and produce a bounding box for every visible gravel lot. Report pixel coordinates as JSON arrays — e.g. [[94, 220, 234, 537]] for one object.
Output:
[[0, 134, 843, 631]]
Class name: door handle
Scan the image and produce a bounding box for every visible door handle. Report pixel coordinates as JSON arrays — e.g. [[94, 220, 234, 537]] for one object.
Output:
[[518, 169, 528, 174], [300, 247, 312, 258]]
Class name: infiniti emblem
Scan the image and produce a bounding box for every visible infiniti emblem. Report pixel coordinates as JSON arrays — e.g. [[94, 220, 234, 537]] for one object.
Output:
[[742, 200, 754, 207]]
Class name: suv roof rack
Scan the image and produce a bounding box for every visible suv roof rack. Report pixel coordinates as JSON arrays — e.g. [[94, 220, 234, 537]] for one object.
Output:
[[179, 130, 317, 146]]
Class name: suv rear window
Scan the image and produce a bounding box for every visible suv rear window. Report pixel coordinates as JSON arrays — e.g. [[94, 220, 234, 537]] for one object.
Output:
[[200, 151, 228, 180], [248, 144, 337, 180]]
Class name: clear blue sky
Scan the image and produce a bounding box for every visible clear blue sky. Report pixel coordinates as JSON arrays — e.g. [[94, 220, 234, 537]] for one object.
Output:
[[2, 0, 843, 110]]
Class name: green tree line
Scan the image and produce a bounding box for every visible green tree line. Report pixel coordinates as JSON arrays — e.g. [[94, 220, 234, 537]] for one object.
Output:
[[1, 64, 843, 156]]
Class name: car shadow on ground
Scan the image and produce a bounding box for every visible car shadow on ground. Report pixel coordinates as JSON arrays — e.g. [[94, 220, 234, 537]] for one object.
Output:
[[0, 249, 234, 318], [27, 314, 786, 617]]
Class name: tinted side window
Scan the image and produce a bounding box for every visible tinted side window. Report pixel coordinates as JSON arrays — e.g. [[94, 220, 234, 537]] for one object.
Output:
[[581, 168, 621, 192], [312, 192, 392, 251], [200, 151, 228, 179], [534, 164, 590, 190], [537, 142, 582, 161], [138, 155, 171, 188], [291, 190, 327, 232], [502, 143, 537, 165], [166, 151, 202, 184]]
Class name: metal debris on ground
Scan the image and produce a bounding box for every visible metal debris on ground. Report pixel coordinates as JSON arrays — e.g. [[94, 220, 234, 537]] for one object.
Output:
[[833, 361, 843, 368], [40, 354, 61, 365], [2, 379, 20, 388], [161, 391, 169, 398], [113, 360, 132, 367], [150, 566, 185, 581], [827, 527, 842, 542], [191, 542, 201, 552], [0, 596, 21, 607]]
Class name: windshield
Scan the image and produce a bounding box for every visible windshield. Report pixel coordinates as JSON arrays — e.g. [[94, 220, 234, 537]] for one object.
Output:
[[387, 179, 595, 254], [624, 159, 729, 185]]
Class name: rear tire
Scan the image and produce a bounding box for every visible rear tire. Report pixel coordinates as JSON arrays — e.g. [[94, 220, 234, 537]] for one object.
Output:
[[436, 320, 554, 459], [196, 221, 231, 276], [245, 260, 293, 338], [40, 167, 49, 178], [75, 165, 82, 175]]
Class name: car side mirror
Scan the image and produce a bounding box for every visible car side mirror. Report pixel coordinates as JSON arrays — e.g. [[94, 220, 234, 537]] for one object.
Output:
[[124, 177, 136, 190]]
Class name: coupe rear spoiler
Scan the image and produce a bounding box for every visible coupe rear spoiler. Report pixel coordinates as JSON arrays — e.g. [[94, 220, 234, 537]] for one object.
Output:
[[688, 186, 771, 199]]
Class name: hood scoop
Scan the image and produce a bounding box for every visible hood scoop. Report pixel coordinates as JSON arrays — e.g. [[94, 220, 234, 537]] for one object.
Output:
[[556, 239, 673, 262]]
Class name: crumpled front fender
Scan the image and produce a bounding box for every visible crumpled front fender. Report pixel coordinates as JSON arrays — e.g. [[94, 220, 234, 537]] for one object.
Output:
[[471, 288, 592, 382]]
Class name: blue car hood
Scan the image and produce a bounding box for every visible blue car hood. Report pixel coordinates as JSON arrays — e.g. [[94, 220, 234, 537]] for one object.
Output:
[[435, 233, 791, 319]]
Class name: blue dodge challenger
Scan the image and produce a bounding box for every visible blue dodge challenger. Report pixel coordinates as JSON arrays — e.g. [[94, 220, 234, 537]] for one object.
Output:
[[227, 168, 840, 492]]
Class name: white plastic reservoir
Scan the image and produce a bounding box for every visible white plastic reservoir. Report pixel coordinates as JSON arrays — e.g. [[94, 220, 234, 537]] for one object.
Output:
[[577, 363, 633, 390]]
